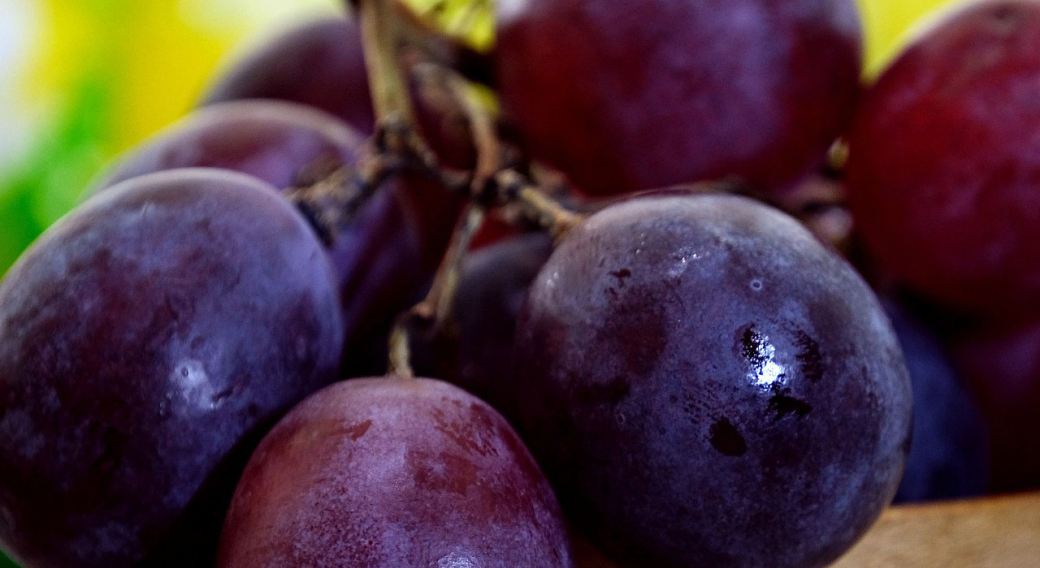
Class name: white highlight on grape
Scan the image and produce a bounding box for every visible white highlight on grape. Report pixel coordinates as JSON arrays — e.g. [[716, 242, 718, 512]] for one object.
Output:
[[437, 550, 480, 568], [746, 333, 787, 389], [171, 359, 218, 410]]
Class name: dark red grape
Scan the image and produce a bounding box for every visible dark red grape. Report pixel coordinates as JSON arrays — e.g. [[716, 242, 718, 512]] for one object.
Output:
[[513, 193, 911, 568], [202, 16, 375, 133], [883, 299, 988, 503], [949, 317, 1040, 494], [846, 0, 1040, 317], [217, 377, 573, 567], [0, 169, 344, 567], [495, 0, 862, 196], [413, 232, 553, 422], [201, 15, 479, 170], [91, 100, 464, 374]]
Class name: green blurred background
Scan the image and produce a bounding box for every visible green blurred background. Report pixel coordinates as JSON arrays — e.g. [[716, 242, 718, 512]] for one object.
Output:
[[0, 0, 962, 565]]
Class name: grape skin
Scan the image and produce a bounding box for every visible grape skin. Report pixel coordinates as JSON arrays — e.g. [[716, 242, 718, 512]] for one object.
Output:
[[412, 232, 554, 424], [91, 99, 421, 343], [883, 299, 988, 503], [96, 100, 367, 193], [201, 16, 375, 134], [514, 193, 911, 568], [200, 15, 477, 170], [495, 0, 862, 196], [0, 169, 344, 567], [217, 377, 573, 568], [91, 99, 464, 374], [846, 0, 1040, 316], [949, 317, 1040, 493]]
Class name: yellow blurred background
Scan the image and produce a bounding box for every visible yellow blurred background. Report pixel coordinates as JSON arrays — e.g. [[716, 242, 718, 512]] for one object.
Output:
[[0, 0, 972, 565]]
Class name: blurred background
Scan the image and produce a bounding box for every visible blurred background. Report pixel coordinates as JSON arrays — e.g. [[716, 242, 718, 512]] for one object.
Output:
[[0, 0, 959, 565], [0, 0, 960, 277]]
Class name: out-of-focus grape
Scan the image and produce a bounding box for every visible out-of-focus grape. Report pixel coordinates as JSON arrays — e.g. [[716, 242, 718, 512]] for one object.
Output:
[[949, 317, 1040, 494], [495, 0, 863, 196], [201, 16, 375, 134], [846, 0, 1040, 318], [94, 100, 365, 191], [884, 299, 988, 503]]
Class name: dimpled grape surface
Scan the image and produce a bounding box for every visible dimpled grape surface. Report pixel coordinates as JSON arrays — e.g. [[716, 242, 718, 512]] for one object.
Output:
[[0, 169, 344, 568], [495, 0, 862, 195], [514, 193, 911, 568], [217, 377, 572, 568], [846, 0, 1040, 316]]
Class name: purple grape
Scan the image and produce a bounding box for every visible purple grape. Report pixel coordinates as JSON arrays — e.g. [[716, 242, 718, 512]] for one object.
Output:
[[96, 100, 366, 193], [91, 100, 464, 374], [413, 232, 553, 422], [201, 16, 375, 133], [513, 193, 911, 568], [495, 0, 862, 196], [217, 377, 573, 567], [846, 0, 1040, 316], [883, 298, 988, 503], [0, 169, 344, 567]]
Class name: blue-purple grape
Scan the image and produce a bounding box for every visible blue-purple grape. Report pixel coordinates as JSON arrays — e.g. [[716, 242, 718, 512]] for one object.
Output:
[[513, 192, 911, 568], [883, 298, 988, 503], [91, 100, 464, 375], [0, 169, 344, 567]]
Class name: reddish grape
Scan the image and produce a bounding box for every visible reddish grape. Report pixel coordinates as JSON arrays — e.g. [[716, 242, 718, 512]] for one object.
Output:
[[202, 16, 375, 133], [0, 169, 344, 567], [217, 377, 572, 567], [201, 15, 478, 169], [949, 318, 1040, 493], [495, 0, 862, 195], [514, 193, 911, 568], [846, 0, 1040, 316]]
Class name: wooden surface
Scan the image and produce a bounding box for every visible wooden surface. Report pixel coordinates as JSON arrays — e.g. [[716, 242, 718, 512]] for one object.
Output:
[[833, 492, 1040, 567], [573, 492, 1040, 567]]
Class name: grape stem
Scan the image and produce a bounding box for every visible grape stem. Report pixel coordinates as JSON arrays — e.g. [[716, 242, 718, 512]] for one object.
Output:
[[349, 0, 589, 376], [388, 203, 486, 378], [350, 0, 495, 86], [285, 150, 401, 245], [492, 170, 584, 241], [358, 0, 415, 124]]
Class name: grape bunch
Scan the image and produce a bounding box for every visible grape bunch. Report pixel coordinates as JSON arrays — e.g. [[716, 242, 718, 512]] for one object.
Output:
[[1, 0, 1038, 567]]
